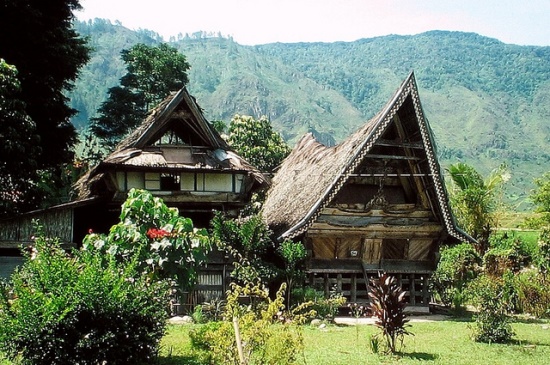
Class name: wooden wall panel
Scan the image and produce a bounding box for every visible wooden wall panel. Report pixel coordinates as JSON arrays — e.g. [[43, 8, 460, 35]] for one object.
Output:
[[312, 237, 336, 259], [362, 238, 382, 264], [336, 236, 362, 259], [382, 239, 409, 259], [408, 239, 432, 260]]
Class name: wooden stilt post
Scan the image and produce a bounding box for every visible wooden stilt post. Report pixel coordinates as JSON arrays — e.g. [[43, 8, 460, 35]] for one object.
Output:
[[351, 274, 357, 303]]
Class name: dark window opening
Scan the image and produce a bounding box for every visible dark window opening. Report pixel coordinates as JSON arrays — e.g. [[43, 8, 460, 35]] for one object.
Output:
[[160, 173, 180, 191]]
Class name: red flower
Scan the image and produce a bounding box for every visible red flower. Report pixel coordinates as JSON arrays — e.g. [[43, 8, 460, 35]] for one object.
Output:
[[147, 228, 170, 239], [88, 228, 93, 234]]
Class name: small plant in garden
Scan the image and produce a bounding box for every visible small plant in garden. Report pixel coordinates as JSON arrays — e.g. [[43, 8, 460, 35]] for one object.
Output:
[[467, 274, 514, 343], [367, 273, 412, 354], [348, 302, 367, 342], [189, 282, 313, 365]]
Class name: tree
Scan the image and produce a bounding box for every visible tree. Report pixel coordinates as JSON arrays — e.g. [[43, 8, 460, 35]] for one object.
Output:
[[446, 162, 509, 254], [0, 0, 89, 211], [0, 60, 41, 215], [82, 188, 211, 293], [210, 212, 277, 286], [227, 114, 291, 173], [90, 43, 190, 151], [524, 172, 550, 228]]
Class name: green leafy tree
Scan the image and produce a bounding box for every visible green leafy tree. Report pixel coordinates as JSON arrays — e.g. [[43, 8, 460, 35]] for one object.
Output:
[[446, 162, 509, 254], [82, 188, 211, 293], [90, 43, 190, 151], [211, 211, 277, 285], [0, 60, 41, 216], [227, 114, 291, 173], [277, 240, 306, 305], [431, 243, 481, 309], [0, 0, 89, 211], [524, 172, 550, 228]]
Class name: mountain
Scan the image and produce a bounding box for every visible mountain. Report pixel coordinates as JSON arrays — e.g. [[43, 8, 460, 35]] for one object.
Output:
[[70, 20, 550, 209]]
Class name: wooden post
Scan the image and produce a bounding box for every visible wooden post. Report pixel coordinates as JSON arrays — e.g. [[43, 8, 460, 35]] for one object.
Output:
[[337, 273, 343, 293], [422, 275, 430, 306], [324, 273, 330, 297], [410, 274, 416, 306], [233, 317, 246, 365], [351, 274, 357, 303]]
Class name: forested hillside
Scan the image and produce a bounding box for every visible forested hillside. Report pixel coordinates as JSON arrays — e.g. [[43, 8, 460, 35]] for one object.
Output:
[[70, 20, 550, 207]]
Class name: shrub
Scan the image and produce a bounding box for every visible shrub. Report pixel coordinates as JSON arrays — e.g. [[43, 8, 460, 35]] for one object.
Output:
[[515, 270, 550, 318], [368, 273, 412, 353], [292, 286, 346, 321], [82, 188, 211, 294], [431, 243, 480, 309], [467, 274, 514, 343], [484, 231, 531, 276], [189, 282, 309, 364], [538, 226, 550, 274], [0, 232, 170, 365]]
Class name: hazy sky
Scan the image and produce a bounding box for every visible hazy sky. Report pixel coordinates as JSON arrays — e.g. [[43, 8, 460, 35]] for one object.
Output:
[[76, 0, 550, 46]]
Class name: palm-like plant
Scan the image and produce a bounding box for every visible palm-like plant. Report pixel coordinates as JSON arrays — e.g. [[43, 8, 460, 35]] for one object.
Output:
[[446, 162, 509, 254], [367, 273, 412, 353]]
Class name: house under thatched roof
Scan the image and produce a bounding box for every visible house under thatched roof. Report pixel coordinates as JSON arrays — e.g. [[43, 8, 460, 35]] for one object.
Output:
[[262, 72, 474, 307], [76, 87, 267, 203], [1, 87, 268, 254]]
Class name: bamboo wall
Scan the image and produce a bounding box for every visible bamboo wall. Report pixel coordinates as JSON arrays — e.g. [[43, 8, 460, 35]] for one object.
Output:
[[0, 207, 73, 244]]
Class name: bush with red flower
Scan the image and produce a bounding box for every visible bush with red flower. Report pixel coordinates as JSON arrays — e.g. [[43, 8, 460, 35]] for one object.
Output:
[[83, 188, 211, 293]]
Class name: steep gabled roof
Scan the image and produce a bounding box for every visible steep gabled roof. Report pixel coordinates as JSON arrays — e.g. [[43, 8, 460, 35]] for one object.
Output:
[[76, 88, 267, 199], [262, 72, 473, 243], [116, 87, 230, 151]]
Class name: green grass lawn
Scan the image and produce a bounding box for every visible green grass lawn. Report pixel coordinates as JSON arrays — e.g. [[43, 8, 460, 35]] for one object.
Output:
[[157, 318, 550, 365], [2, 318, 549, 364]]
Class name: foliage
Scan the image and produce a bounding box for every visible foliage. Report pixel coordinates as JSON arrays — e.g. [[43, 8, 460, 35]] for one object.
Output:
[[367, 273, 412, 353], [446, 162, 509, 253], [90, 42, 190, 151], [290, 286, 346, 321], [484, 231, 531, 276], [191, 298, 227, 324], [524, 172, 550, 228], [514, 270, 550, 318], [210, 212, 276, 285], [431, 243, 481, 309], [277, 240, 306, 304], [227, 114, 291, 173], [466, 274, 515, 343], [0, 229, 169, 365], [189, 282, 309, 365], [538, 226, 550, 274], [0, 59, 40, 216], [82, 188, 211, 293], [0, 0, 89, 211]]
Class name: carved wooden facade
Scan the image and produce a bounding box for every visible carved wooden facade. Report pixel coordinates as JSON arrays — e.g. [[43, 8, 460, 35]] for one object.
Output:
[[263, 72, 475, 308]]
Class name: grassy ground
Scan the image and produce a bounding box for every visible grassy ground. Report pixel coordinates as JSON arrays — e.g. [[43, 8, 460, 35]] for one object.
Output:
[[157, 317, 550, 365], [2, 318, 549, 364]]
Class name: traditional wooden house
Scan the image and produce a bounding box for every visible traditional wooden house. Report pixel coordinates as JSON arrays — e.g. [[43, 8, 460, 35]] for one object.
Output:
[[262, 72, 474, 309], [0, 87, 268, 281]]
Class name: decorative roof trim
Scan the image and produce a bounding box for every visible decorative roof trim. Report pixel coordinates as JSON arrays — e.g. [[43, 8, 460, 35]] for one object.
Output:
[[279, 71, 475, 244]]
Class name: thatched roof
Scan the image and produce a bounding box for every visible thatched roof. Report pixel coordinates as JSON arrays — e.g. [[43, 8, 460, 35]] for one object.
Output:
[[76, 88, 268, 199], [262, 72, 473, 243]]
